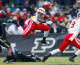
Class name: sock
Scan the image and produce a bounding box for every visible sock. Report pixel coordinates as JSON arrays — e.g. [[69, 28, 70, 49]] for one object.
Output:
[[50, 49, 60, 55], [6, 56, 12, 61], [71, 54, 77, 58], [43, 37, 46, 40], [75, 50, 80, 56], [44, 30, 50, 37]]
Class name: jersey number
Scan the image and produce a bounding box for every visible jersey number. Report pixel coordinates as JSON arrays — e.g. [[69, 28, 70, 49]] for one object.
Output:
[[71, 21, 75, 28]]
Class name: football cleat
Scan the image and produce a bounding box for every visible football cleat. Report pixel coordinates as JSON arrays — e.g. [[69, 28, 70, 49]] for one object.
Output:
[[69, 57, 76, 62], [42, 55, 49, 62], [41, 39, 47, 44]]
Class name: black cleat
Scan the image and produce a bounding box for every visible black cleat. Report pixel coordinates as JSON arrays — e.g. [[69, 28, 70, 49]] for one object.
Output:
[[69, 57, 76, 62], [3, 58, 7, 62], [41, 39, 47, 44], [42, 55, 50, 62], [6, 59, 14, 64]]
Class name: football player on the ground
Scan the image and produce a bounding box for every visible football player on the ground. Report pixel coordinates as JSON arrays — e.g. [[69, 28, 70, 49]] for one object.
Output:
[[3, 49, 41, 62], [42, 12, 80, 62]]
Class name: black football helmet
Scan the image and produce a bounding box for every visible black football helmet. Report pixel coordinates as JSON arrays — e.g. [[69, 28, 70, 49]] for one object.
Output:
[[0, 11, 7, 18]]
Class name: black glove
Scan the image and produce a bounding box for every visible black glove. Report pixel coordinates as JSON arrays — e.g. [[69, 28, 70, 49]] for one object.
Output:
[[7, 19, 19, 27], [0, 19, 7, 24], [12, 20, 19, 27]]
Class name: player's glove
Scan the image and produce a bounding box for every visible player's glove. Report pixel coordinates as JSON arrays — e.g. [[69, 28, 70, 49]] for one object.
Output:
[[46, 21, 53, 25]]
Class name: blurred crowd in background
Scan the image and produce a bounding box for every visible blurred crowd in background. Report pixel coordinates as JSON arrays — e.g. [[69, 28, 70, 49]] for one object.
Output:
[[0, 0, 80, 35]]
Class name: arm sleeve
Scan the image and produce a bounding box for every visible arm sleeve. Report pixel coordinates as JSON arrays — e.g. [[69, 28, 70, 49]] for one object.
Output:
[[1, 23, 7, 40]]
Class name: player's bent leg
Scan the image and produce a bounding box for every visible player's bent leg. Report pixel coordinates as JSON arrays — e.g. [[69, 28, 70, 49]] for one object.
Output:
[[36, 23, 50, 44], [2, 40, 14, 63], [22, 21, 35, 37], [59, 39, 70, 51], [41, 30, 50, 44], [42, 38, 70, 62]]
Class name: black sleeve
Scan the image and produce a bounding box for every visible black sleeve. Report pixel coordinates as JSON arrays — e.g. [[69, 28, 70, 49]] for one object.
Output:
[[21, 53, 36, 62], [0, 19, 7, 24], [1, 23, 6, 40], [7, 19, 19, 27]]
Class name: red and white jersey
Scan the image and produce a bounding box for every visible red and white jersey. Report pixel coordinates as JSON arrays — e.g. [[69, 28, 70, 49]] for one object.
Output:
[[69, 18, 80, 36], [32, 7, 45, 24]]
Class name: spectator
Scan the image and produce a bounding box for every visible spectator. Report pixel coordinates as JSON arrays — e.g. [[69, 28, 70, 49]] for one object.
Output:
[[64, 10, 69, 18], [56, 21, 61, 33], [7, 24, 23, 35], [4, 3, 9, 12], [16, 8, 20, 16], [50, 12, 55, 22], [54, 2, 60, 10], [6, 8, 11, 17], [7, 13, 14, 27], [65, 5, 70, 11], [60, 23, 68, 33], [30, 5, 35, 16], [24, 2, 30, 12], [69, 4, 78, 19], [53, 17, 59, 24], [63, 18, 70, 31], [55, 10, 60, 17], [77, 1, 80, 11], [10, 3, 16, 12], [7, 24, 18, 35], [58, 13, 64, 23], [52, 4, 58, 14], [27, 11, 31, 19], [50, 23, 57, 33], [23, 8, 27, 21], [60, 7, 65, 14], [18, 12, 24, 26]]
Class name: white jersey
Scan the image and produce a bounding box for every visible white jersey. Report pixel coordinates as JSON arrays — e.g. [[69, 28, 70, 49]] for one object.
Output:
[[69, 18, 80, 36], [32, 7, 45, 24]]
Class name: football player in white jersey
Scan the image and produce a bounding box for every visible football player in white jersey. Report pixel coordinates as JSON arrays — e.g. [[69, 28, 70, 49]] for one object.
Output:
[[42, 12, 80, 62]]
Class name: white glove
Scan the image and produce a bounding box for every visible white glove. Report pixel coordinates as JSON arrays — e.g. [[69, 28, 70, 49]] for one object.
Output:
[[69, 35, 75, 41], [46, 21, 53, 25]]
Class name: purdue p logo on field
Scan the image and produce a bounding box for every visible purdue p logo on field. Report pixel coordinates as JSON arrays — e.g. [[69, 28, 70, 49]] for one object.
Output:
[[31, 38, 55, 53]]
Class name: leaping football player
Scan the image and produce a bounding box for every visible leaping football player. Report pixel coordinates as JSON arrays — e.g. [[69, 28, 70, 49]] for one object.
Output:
[[42, 12, 80, 62]]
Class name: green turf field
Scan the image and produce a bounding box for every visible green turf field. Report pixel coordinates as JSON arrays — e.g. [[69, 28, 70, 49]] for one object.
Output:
[[0, 57, 80, 65]]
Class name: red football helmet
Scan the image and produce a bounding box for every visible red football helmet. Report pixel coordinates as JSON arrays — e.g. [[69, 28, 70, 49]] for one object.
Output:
[[43, 1, 51, 9], [77, 12, 80, 18]]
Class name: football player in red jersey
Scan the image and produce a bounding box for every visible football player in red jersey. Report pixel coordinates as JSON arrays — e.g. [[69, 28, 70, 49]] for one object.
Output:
[[22, 1, 52, 42], [42, 12, 80, 62], [41, 1, 53, 44]]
